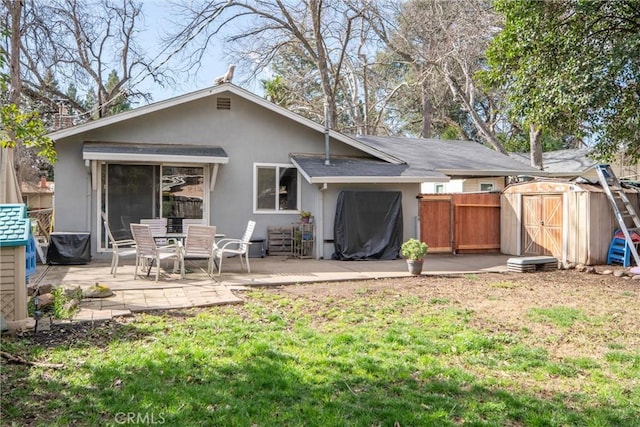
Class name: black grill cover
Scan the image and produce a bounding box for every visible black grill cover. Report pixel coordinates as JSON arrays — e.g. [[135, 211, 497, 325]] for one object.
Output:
[[332, 191, 402, 260], [47, 233, 91, 265]]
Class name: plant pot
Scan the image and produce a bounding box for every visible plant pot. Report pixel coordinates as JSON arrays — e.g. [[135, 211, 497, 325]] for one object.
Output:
[[406, 259, 424, 275]]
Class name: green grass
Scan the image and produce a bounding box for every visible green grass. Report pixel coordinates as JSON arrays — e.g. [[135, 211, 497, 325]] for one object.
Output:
[[527, 306, 587, 327], [2, 286, 639, 426]]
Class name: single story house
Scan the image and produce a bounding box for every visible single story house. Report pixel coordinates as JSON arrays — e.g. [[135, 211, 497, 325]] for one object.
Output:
[[47, 83, 542, 262]]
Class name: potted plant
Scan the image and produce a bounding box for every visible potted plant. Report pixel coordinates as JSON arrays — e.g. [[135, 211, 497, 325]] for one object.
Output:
[[401, 238, 429, 275], [300, 210, 312, 223]]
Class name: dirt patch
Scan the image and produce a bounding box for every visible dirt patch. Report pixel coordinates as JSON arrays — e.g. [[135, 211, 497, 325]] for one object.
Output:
[[258, 268, 640, 360], [10, 269, 640, 354]]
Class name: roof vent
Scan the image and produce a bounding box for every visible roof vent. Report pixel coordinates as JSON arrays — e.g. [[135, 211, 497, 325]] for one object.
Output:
[[217, 97, 231, 110]]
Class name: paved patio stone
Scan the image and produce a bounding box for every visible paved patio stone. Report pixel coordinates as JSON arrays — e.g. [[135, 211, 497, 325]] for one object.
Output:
[[79, 301, 98, 309], [111, 309, 133, 317], [92, 310, 116, 321]]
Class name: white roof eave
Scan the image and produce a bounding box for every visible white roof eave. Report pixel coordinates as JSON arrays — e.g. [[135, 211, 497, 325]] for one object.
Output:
[[308, 176, 450, 184]]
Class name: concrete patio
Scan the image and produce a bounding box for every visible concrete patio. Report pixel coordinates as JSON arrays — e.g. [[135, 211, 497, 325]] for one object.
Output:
[[31, 253, 511, 324]]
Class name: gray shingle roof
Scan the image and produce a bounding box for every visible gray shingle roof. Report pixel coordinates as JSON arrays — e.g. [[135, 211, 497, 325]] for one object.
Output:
[[82, 142, 229, 160], [509, 148, 595, 175], [290, 155, 448, 183], [356, 135, 545, 176]]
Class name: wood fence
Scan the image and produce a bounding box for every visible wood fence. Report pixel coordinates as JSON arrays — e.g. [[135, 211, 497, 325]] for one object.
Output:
[[418, 193, 501, 254]]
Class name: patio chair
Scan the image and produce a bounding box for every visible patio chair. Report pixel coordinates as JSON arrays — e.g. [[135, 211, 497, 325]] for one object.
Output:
[[213, 220, 256, 275], [182, 218, 205, 230], [180, 224, 217, 278], [102, 211, 137, 277], [130, 223, 182, 282], [140, 218, 168, 245]]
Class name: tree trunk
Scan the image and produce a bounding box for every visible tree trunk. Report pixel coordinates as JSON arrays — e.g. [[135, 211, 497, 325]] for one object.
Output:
[[529, 123, 543, 169], [420, 80, 432, 138], [309, 0, 337, 129], [8, 1, 22, 104], [443, 74, 507, 154], [8, 0, 23, 179], [361, 55, 369, 135]]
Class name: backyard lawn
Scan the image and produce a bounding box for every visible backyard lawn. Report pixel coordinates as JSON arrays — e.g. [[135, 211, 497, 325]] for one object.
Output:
[[1, 270, 639, 426]]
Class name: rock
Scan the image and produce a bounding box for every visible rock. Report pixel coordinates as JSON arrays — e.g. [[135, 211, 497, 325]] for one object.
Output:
[[632, 275, 640, 280], [84, 284, 114, 298], [586, 267, 597, 274], [37, 283, 54, 295], [64, 286, 82, 299], [575, 264, 587, 272], [601, 269, 613, 275], [63, 299, 80, 313], [561, 262, 575, 270], [27, 283, 38, 296], [35, 293, 54, 308], [613, 270, 625, 277]]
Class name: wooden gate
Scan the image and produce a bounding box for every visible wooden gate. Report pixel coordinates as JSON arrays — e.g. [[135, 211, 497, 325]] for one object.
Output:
[[419, 193, 501, 254], [522, 194, 563, 256]]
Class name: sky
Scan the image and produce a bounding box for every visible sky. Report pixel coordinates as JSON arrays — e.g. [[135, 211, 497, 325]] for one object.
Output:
[[135, 1, 262, 106]]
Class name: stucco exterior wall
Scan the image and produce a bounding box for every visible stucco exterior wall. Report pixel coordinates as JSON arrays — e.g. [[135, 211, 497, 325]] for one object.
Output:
[[54, 92, 407, 260], [317, 183, 421, 259]]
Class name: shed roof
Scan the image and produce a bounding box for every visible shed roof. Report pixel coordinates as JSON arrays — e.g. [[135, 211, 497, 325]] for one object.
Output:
[[502, 177, 638, 194], [0, 204, 30, 247]]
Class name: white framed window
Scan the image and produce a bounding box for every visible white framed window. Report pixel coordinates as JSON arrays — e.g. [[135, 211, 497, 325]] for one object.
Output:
[[479, 181, 496, 192], [254, 163, 300, 213], [435, 184, 445, 194]]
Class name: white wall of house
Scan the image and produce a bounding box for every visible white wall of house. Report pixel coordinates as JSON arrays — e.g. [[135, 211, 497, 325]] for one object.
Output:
[[421, 180, 463, 194], [420, 177, 506, 194]]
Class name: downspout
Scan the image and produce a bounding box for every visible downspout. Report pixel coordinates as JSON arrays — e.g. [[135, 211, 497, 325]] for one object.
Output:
[[86, 160, 93, 254], [317, 183, 328, 259], [324, 100, 330, 166]]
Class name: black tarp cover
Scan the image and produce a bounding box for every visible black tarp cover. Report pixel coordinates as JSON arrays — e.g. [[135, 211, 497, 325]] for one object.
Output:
[[47, 233, 91, 265], [332, 191, 403, 260]]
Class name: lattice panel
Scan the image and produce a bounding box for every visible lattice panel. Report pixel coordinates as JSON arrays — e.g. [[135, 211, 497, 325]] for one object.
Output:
[[1, 292, 17, 321]]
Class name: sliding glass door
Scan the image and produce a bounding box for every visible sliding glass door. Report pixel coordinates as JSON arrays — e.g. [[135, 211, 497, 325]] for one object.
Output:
[[101, 163, 205, 249]]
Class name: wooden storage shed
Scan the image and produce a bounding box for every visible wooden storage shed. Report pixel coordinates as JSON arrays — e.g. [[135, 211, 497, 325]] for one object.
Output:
[[501, 179, 638, 265]]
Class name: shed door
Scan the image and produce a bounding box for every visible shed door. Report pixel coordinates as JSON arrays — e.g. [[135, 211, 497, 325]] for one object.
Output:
[[522, 195, 563, 256]]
